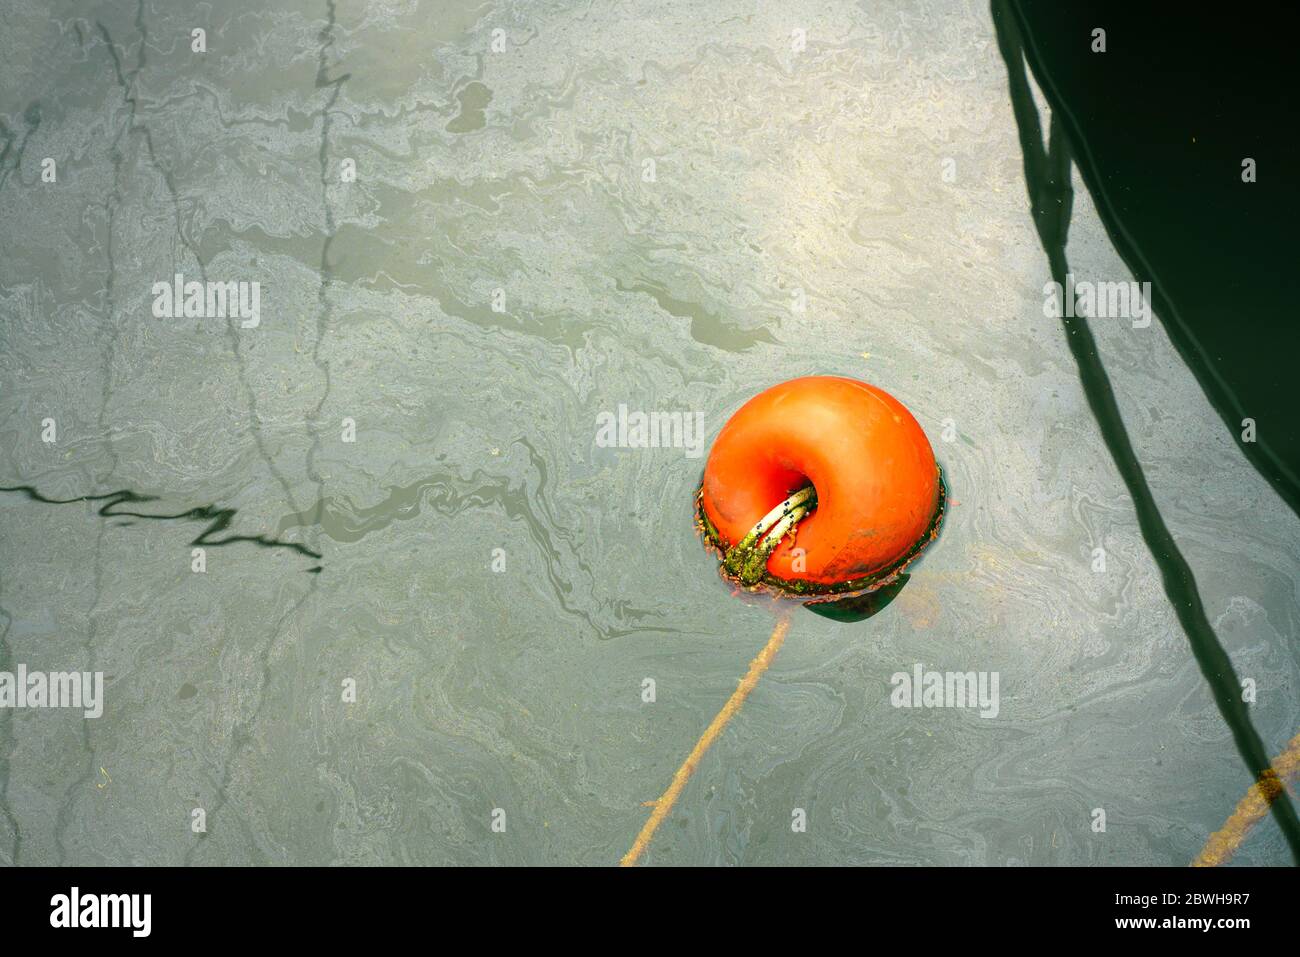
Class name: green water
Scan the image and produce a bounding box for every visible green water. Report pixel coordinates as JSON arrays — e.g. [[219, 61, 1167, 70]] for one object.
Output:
[[0, 0, 1295, 865]]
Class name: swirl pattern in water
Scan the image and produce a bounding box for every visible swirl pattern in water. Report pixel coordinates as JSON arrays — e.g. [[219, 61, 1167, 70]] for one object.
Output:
[[0, 0, 1296, 866]]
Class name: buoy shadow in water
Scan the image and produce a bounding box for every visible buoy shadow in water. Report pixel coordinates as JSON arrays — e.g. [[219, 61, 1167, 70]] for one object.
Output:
[[802, 573, 910, 623]]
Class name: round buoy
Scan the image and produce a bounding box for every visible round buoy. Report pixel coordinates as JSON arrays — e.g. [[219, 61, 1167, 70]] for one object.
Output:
[[698, 375, 943, 597]]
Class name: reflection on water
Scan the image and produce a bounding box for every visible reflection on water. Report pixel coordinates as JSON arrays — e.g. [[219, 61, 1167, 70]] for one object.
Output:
[[805, 575, 912, 624], [992, 0, 1300, 859], [0, 484, 322, 562], [0, 0, 1296, 865]]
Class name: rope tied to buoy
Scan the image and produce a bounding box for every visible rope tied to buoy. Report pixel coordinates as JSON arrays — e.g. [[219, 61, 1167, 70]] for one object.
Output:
[[620, 614, 791, 867], [622, 377, 944, 865], [722, 486, 816, 585]]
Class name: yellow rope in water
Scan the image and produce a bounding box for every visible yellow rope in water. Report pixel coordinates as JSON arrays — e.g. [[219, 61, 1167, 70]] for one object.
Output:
[[1194, 730, 1300, 866], [620, 614, 790, 867]]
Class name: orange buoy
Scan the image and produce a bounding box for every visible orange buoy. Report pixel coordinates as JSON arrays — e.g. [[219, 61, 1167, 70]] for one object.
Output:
[[698, 375, 943, 597]]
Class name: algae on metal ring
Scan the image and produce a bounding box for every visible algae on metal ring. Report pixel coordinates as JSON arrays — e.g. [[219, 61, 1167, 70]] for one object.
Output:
[[697, 467, 946, 600]]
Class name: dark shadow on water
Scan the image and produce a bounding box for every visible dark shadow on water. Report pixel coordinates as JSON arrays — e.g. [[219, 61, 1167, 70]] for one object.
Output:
[[992, 0, 1300, 862], [803, 573, 910, 623], [1007, 1, 1300, 518], [0, 485, 322, 567]]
